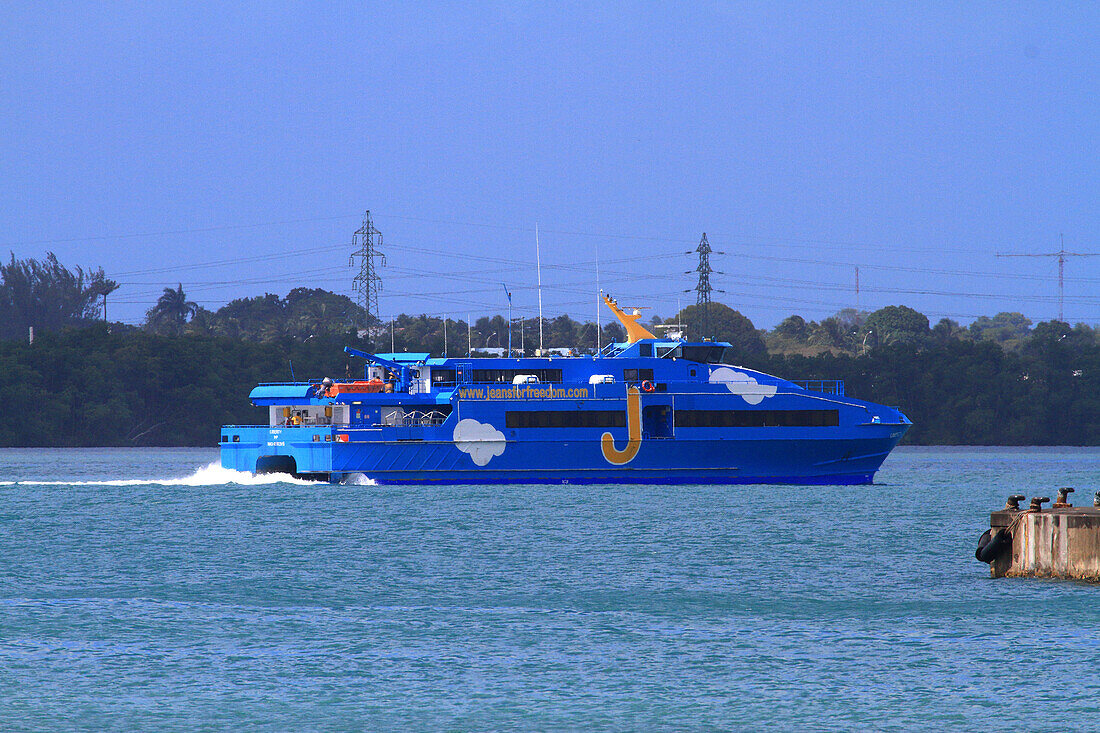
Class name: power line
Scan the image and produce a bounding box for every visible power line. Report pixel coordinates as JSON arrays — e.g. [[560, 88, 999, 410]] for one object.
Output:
[[0, 214, 359, 248], [48, 210, 1100, 328], [997, 234, 1100, 321]]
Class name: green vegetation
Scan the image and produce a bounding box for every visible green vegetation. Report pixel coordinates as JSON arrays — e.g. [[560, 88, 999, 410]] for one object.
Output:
[[0, 252, 116, 340], [3, 252, 1100, 446]]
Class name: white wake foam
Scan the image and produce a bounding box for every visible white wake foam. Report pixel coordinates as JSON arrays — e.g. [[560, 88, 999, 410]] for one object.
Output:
[[4, 462, 323, 487], [339, 472, 378, 486]]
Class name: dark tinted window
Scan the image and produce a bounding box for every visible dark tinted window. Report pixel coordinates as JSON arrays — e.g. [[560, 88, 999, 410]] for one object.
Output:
[[432, 369, 456, 383], [676, 409, 839, 428], [470, 369, 563, 383], [673, 345, 738, 364], [638, 343, 653, 357], [506, 410, 627, 428]]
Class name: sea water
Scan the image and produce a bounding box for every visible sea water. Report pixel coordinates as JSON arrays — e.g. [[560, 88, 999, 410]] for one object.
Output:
[[0, 447, 1097, 730]]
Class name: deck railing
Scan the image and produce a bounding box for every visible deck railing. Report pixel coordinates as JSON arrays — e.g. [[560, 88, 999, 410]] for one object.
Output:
[[248, 378, 847, 398], [791, 379, 845, 396], [381, 410, 450, 428]]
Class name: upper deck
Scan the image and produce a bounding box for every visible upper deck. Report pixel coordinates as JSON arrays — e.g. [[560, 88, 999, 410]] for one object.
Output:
[[247, 339, 841, 403], [234, 337, 867, 434]]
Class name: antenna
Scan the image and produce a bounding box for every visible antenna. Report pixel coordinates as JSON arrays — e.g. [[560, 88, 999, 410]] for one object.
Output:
[[536, 223, 544, 353], [443, 314, 447, 357], [349, 211, 386, 329], [596, 242, 601, 356], [655, 297, 685, 341], [997, 234, 1100, 321], [501, 283, 512, 357], [855, 266, 860, 310], [467, 314, 471, 357]]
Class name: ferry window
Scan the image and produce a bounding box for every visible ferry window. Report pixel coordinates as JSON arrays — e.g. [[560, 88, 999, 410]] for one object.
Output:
[[656, 346, 675, 358], [506, 410, 626, 429], [676, 409, 839, 428], [471, 369, 562, 383], [432, 369, 456, 383], [638, 343, 653, 357], [221, 435, 227, 442], [678, 345, 729, 364], [623, 369, 654, 382]]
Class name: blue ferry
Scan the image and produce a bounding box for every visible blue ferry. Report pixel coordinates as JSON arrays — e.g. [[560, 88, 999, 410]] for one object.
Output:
[[220, 297, 910, 484]]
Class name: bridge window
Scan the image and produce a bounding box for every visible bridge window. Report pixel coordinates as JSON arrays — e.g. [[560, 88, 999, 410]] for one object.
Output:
[[671, 345, 739, 364], [623, 368, 654, 382]]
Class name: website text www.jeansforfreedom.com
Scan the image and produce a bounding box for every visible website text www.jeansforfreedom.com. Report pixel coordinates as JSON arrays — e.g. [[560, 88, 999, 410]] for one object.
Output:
[[457, 386, 591, 400]]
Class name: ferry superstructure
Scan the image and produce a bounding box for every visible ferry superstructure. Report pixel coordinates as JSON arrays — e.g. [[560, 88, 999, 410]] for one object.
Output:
[[220, 297, 910, 484]]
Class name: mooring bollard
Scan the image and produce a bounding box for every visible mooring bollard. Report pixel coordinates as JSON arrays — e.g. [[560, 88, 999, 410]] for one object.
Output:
[[1054, 487, 1075, 508]]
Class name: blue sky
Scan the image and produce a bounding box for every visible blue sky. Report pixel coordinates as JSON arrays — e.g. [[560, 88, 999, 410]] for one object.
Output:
[[3, 2, 1099, 328]]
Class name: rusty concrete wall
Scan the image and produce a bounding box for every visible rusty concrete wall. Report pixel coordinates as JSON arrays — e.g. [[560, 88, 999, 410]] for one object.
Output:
[[990, 508, 1100, 580]]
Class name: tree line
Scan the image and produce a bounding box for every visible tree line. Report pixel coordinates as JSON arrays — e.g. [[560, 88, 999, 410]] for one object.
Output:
[[2, 251, 1099, 446]]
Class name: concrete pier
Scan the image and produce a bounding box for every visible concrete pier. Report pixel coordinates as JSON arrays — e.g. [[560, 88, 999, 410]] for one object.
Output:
[[982, 489, 1100, 580]]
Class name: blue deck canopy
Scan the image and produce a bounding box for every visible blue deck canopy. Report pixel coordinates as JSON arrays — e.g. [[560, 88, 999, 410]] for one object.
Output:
[[249, 385, 315, 404], [372, 352, 430, 363]]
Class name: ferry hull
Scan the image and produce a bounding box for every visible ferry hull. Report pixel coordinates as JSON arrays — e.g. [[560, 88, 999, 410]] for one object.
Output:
[[224, 338, 912, 486], [220, 423, 906, 485]]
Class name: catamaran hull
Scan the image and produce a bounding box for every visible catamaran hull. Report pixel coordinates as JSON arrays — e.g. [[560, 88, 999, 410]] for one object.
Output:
[[220, 423, 907, 485]]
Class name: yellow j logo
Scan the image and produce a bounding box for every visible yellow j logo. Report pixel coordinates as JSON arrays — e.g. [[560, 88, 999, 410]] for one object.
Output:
[[601, 387, 642, 465]]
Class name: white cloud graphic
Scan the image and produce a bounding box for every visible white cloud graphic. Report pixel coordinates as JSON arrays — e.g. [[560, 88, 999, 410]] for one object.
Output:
[[452, 418, 507, 466], [709, 367, 778, 405]]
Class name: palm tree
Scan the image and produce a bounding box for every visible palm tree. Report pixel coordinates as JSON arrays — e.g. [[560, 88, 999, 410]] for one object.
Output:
[[89, 278, 120, 322], [146, 283, 197, 335]]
